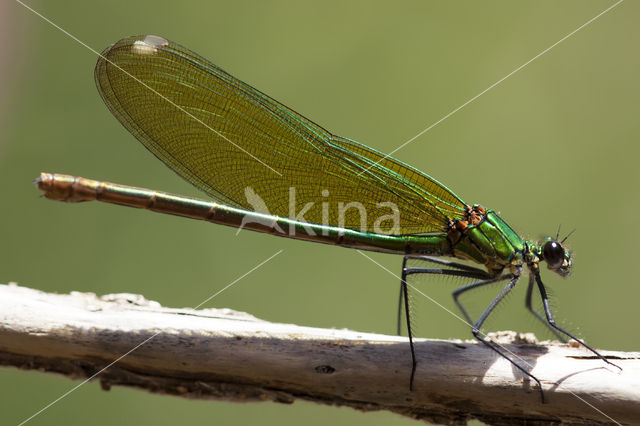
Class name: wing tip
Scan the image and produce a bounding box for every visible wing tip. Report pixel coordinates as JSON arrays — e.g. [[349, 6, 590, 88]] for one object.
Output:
[[131, 35, 170, 56]]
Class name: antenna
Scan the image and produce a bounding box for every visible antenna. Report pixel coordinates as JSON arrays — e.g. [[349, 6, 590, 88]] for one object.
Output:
[[561, 228, 577, 244]]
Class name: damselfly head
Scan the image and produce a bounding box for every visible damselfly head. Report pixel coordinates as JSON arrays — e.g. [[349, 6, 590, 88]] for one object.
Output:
[[539, 237, 572, 277]]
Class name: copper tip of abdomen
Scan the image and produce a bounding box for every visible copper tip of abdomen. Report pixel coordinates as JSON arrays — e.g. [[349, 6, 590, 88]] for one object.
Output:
[[34, 172, 53, 190], [34, 172, 83, 202]]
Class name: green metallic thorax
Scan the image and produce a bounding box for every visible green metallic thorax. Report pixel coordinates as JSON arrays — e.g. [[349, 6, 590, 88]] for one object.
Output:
[[451, 210, 525, 275]]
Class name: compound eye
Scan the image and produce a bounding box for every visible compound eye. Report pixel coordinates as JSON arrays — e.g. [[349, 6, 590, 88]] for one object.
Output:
[[543, 240, 565, 269]]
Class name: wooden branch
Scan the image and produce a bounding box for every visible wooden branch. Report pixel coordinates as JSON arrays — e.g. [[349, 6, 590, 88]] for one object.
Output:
[[0, 283, 637, 425]]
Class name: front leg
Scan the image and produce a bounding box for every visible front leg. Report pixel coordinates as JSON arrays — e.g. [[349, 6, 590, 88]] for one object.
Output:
[[524, 273, 566, 342], [532, 267, 621, 372]]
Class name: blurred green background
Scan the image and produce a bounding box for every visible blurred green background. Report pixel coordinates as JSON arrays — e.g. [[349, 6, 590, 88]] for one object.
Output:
[[1, 1, 638, 425]]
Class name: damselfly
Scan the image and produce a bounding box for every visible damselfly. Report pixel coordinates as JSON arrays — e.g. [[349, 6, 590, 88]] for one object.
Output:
[[36, 35, 620, 401]]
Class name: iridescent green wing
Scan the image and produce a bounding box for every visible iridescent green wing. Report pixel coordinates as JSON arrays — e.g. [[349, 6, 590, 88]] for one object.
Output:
[[95, 35, 467, 235]]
